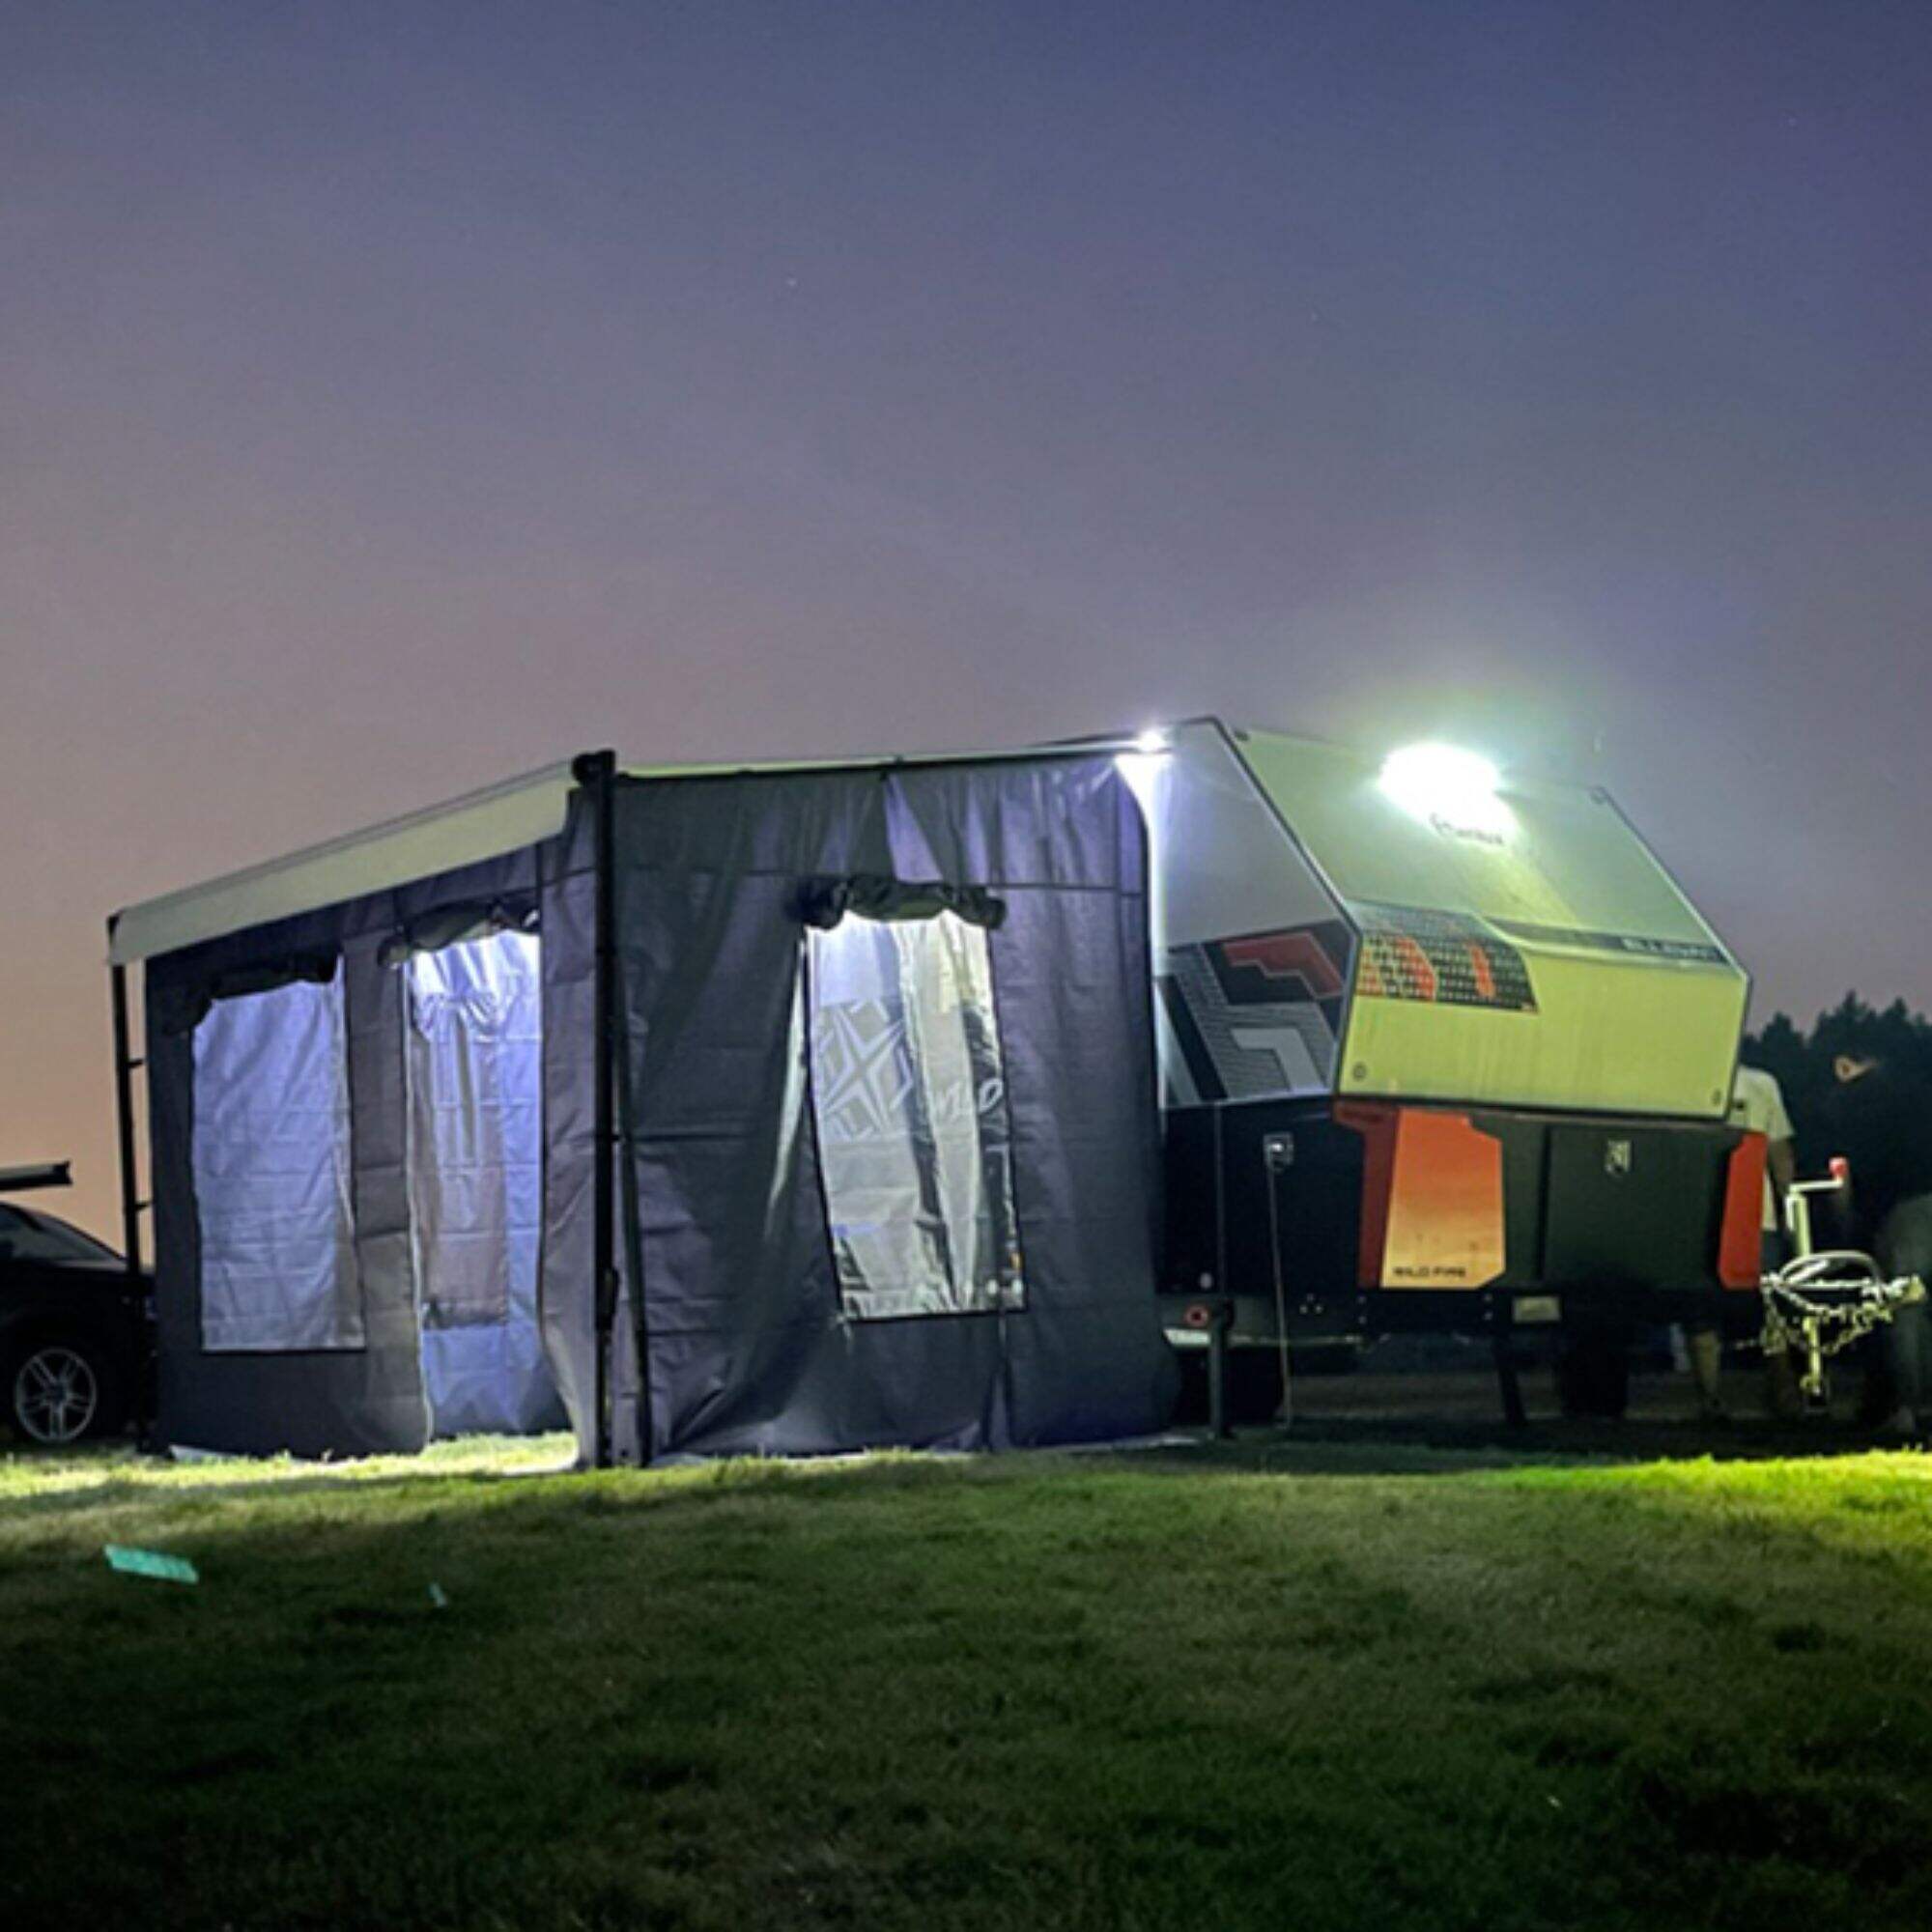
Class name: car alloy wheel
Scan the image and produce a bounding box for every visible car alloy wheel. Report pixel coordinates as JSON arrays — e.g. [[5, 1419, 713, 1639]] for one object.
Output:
[[13, 1345, 100, 1445]]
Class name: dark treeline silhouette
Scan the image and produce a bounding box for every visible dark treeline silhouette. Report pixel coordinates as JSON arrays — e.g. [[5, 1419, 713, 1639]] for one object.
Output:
[[1744, 995, 1932, 1174]]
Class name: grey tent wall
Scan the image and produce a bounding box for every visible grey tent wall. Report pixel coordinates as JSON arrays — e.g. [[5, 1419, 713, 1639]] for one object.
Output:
[[610, 769, 895, 1461], [608, 754, 1176, 1461], [887, 760, 1176, 1444], [139, 752, 1171, 1463], [534, 785, 624, 1466], [144, 841, 570, 1458]]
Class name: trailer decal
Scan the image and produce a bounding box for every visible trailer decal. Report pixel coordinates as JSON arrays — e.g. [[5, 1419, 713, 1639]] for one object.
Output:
[[1488, 918, 1731, 966], [1353, 904, 1538, 1013], [1379, 1111, 1507, 1290], [1157, 923, 1351, 1102], [1719, 1133, 1768, 1290], [1211, 926, 1350, 1005], [1336, 1104, 1508, 1290]]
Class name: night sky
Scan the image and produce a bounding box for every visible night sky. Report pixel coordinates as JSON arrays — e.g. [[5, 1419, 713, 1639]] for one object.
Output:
[[7, 1, 1930, 1236]]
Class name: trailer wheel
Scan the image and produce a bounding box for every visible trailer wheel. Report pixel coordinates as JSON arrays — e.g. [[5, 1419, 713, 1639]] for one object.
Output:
[[1172, 1349, 1210, 1425], [1295, 1341, 1362, 1377], [1227, 1351, 1286, 1424], [1556, 1328, 1630, 1419]]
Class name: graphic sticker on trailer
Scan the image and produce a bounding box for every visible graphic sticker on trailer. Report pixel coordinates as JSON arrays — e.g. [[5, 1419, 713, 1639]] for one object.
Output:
[[1486, 918, 1731, 966], [1352, 903, 1538, 1012], [1342, 1105, 1508, 1291], [1156, 921, 1352, 1102]]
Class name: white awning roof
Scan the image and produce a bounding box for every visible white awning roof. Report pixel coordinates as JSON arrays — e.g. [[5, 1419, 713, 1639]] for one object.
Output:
[[108, 760, 581, 966], [106, 729, 1165, 968]]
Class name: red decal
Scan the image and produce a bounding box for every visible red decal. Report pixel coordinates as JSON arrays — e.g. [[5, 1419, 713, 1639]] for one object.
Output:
[[1220, 930, 1347, 998], [1719, 1133, 1768, 1290]]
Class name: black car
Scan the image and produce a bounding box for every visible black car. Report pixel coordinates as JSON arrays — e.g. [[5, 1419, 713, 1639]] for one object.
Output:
[[0, 1173, 151, 1445]]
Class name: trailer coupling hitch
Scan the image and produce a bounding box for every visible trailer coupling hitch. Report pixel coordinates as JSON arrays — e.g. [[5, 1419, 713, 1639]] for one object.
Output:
[[1758, 1254, 1927, 1405]]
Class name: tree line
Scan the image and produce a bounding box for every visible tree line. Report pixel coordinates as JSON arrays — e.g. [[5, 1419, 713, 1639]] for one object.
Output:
[[1744, 995, 1932, 1171]]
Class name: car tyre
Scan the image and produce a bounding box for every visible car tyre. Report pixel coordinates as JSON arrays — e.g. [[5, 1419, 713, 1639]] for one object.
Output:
[[7, 1336, 126, 1445]]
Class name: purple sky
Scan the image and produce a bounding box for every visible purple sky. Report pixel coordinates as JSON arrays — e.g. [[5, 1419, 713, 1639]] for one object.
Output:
[[7, 1, 1931, 1236]]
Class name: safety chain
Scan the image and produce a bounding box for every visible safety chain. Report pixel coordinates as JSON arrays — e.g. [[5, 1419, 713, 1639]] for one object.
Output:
[[1756, 1252, 1926, 1401]]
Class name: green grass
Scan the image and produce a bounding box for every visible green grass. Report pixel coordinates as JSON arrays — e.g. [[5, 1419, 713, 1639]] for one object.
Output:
[[7, 1435, 1932, 1931]]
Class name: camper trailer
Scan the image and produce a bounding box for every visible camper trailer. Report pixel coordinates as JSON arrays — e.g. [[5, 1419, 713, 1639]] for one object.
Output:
[[106, 722, 1762, 1459], [1130, 721, 1762, 1416]]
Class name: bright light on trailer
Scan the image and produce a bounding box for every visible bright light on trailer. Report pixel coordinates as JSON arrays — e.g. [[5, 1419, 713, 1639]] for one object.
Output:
[[1113, 731, 1172, 993], [1377, 742, 1512, 840], [1114, 727, 1172, 807]]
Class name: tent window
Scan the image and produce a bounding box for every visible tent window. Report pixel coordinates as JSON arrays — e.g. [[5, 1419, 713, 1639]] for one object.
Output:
[[191, 972, 362, 1352], [806, 911, 1025, 1321], [405, 930, 543, 1335]]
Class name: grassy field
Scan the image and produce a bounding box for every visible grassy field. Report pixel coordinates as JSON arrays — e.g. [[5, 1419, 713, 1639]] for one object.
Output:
[[5, 1435, 1932, 1932]]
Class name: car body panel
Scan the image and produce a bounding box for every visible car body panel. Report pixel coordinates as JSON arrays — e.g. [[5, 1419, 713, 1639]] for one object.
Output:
[[0, 1203, 152, 1437]]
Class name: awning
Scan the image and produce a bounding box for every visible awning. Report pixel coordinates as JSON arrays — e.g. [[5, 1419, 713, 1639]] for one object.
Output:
[[108, 761, 580, 965]]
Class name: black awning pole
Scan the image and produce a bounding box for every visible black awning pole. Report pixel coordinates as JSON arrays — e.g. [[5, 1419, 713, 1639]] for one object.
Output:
[[576, 751, 620, 1469], [109, 958, 145, 1277], [108, 952, 154, 1443]]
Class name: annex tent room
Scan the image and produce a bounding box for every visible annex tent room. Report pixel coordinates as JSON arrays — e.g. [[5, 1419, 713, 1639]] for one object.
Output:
[[109, 749, 1178, 1463]]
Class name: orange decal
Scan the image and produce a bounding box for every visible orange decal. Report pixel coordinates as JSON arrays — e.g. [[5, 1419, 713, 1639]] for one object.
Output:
[[1465, 942, 1497, 1004], [1379, 1111, 1506, 1290], [1389, 934, 1437, 1001], [1719, 1132, 1767, 1290]]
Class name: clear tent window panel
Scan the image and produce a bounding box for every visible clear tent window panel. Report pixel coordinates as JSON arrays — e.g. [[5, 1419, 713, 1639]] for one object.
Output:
[[191, 973, 362, 1352], [807, 912, 1025, 1321], [404, 929, 543, 1333]]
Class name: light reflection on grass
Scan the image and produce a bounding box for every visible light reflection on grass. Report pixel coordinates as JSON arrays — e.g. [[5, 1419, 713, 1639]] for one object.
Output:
[[6, 1436, 1932, 1930]]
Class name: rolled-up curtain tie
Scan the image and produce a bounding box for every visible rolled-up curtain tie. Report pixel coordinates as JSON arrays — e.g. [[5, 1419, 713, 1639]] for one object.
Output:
[[795, 875, 1007, 931]]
